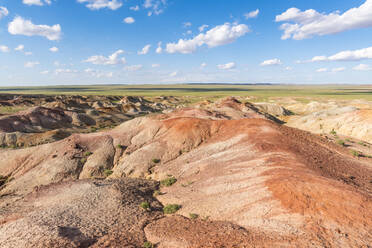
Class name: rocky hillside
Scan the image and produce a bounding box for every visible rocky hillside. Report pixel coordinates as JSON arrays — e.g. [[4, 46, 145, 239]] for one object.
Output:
[[0, 97, 371, 247]]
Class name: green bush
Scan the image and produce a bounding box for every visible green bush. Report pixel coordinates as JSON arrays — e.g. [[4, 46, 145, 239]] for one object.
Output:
[[351, 150, 361, 157], [84, 151, 93, 157], [160, 177, 177, 187], [140, 201, 150, 210], [116, 144, 126, 149], [152, 158, 161, 164], [103, 169, 113, 177], [330, 129, 337, 135], [143, 241, 154, 248], [336, 140, 345, 146], [189, 213, 198, 219], [163, 204, 181, 214], [80, 158, 87, 164]]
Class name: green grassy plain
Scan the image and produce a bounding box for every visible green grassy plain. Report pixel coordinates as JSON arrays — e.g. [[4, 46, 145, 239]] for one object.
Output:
[[0, 84, 371, 102]]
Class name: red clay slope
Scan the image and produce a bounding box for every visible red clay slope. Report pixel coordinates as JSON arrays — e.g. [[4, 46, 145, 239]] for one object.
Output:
[[0, 97, 371, 247]]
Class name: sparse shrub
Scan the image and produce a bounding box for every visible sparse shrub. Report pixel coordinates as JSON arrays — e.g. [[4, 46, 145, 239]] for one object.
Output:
[[189, 213, 198, 219], [330, 129, 337, 135], [103, 169, 113, 177], [163, 204, 181, 214], [181, 181, 194, 187], [358, 141, 367, 147], [153, 190, 163, 197], [337, 140, 345, 146], [140, 201, 150, 210], [80, 157, 87, 164], [351, 150, 361, 157], [143, 241, 154, 248], [90, 127, 97, 132], [84, 151, 93, 157], [161, 177, 177, 187], [152, 158, 161, 164], [116, 144, 126, 149]]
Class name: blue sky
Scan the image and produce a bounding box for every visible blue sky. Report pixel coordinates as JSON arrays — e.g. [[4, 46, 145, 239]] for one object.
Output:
[[0, 0, 371, 85]]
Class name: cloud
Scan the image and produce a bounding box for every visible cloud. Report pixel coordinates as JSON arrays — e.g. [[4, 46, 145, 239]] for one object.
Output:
[[25, 51, 32, 56], [8, 16, 62, 41], [123, 17, 135, 24], [24, 61, 40, 68], [244, 9, 259, 19], [77, 0, 122, 10], [200, 62, 207, 68], [144, 0, 167, 16], [316, 68, 328, 72], [84, 68, 113, 78], [152, 63, 160, 68], [138, 44, 151, 55], [353, 64, 372, 71], [40, 70, 49, 74], [55, 68, 78, 74], [0, 6, 9, 19], [276, 0, 372, 40], [156, 42, 162, 54], [285, 66, 292, 70], [84, 50, 126, 65], [198, 24, 208, 32], [217, 62, 236, 70], [15, 45, 24, 51], [23, 0, 52, 6], [124, 64, 143, 71], [260, 58, 282, 66], [166, 23, 249, 54], [0, 45, 10, 53], [309, 46, 372, 62], [49, 46, 58, 52], [169, 71, 178, 77], [130, 5, 139, 11], [332, 67, 346, 72], [183, 22, 192, 28]]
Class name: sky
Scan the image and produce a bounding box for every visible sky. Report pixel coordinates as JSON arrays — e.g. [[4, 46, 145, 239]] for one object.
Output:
[[0, 0, 371, 85]]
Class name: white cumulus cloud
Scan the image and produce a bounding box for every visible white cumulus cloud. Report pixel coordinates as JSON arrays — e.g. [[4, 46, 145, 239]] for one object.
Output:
[[123, 17, 135, 24], [217, 62, 236, 70], [156, 42, 162, 54], [144, 0, 167, 16], [244, 9, 259, 19], [152, 63, 160, 68], [309, 46, 372, 62], [332, 67, 346, 72], [166, 23, 250, 54], [0, 6, 9, 19], [316, 68, 328, 72], [77, 0, 122, 10], [23, 0, 52, 6], [138, 44, 151, 55], [84, 50, 126, 65], [124, 64, 143, 71], [15, 45, 25, 51], [260, 58, 282, 66], [130, 5, 139, 11], [0, 45, 10, 53], [169, 71, 178, 77], [198, 24, 209, 32], [8, 16, 62, 41], [276, 0, 372, 40], [49, 46, 59, 52], [353, 64, 372, 71], [24, 61, 40, 68]]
